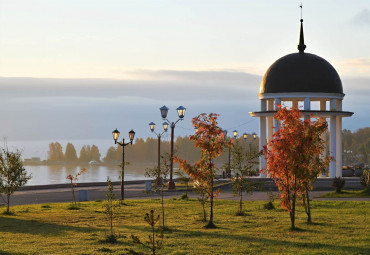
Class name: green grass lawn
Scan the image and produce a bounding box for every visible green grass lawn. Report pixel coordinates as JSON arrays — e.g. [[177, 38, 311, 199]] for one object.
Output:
[[318, 189, 370, 198], [0, 198, 369, 254]]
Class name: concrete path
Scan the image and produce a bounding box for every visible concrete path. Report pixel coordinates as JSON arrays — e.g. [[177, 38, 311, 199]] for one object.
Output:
[[2, 183, 368, 207]]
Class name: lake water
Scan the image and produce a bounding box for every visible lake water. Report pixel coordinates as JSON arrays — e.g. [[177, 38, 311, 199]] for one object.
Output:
[[3, 139, 153, 186], [24, 164, 152, 186]]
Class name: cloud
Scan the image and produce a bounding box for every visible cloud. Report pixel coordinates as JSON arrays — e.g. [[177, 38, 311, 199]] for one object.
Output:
[[0, 70, 368, 143], [0, 70, 262, 141], [0, 70, 260, 101], [335, 58, 370, 77], [352, 9, 370, 26]]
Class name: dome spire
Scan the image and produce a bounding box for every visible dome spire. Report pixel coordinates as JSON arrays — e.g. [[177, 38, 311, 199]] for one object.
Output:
[[297, 4, 306, 53]]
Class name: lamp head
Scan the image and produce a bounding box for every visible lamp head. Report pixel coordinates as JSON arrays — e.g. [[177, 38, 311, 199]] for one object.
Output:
[[243, 133, 248, 140], [160, 106, 169, 119], [176, 106, 186, 119], [233, 130, 238, 138], [163, 122, 169, 132], [149, 122, 155, 132], [112, 128, 120, 143], [252, 132, 257, 140], [129, 129, 135, 143]]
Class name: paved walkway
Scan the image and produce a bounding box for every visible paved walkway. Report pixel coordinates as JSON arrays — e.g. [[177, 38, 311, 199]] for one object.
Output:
[[2, 183, 368, 206]]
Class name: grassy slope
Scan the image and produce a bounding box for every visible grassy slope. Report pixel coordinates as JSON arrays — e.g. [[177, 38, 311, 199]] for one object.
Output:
[[0, 199, 369, 255]]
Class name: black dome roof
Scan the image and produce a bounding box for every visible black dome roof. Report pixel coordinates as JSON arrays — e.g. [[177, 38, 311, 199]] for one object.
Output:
[[260, 52, 343, 94]]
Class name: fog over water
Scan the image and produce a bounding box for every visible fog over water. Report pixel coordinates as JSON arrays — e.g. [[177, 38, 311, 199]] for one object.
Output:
[[1, 71, 369, 168], [25, 165, 151, 186]]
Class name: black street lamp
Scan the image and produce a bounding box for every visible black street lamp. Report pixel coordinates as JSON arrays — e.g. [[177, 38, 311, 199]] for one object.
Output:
[[112, 128, 135, 200], [223, 129, 233, 178], [149, 121, 168, 183], [243, 132, 257, 153], [159, 105, 186, 189]]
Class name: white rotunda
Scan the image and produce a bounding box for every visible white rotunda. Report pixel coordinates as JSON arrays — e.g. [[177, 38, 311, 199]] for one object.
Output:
[[249, 19, 354, 178]]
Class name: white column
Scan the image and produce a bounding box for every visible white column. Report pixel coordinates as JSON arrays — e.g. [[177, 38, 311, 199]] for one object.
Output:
[[329, 99, 337, 178], [259, 116, 267, 177], [292, 100, 298, 109], [259, 99, 267, 177], [267, 99, 274, 140], [274, 98, 281, 132], [320, 100, 326, 112], [304, 97, 310, 120], [336, 116, 342, 177], [266, 100, 274, 178], [336, 100, 343, 177], [304, 97, 310, 110], [319, 100, 328, 177], [320, 131, 328, 177]]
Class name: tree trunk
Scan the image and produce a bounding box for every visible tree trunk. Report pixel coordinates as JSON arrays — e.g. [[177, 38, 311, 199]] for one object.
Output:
[[110, 207, 113, 235], [202, 194, 206, 222], [71, 180, 76, 206], [305, 187, 311, 223], [288, 176, 297, 230], [239, 188, 243, 215], [291, 191, 296, 230], [152, 224, 155, 255], [6, 193, 10, 214], [161, 185, 165, 229], [209, 177, 214, 225]]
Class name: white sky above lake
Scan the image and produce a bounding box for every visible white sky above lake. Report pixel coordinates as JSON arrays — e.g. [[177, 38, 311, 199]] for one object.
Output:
[[0, 0, 369, 154]]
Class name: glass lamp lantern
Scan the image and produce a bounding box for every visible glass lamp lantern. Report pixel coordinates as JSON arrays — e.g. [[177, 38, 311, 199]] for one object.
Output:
[[160, 106, 169, 119], [233, 130, 238, 138], [176, 106, 186, 119], [252, 132, 257, 140], [129, 129, 136, 142], [149, 122, 156, 132], [163, 122, 169, 131], [112, 129, 120, 143], [243, 133, 248, 140]]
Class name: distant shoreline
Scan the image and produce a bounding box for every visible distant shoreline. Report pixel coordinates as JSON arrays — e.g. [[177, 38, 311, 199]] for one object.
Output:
[[23, 161, 121, 167]]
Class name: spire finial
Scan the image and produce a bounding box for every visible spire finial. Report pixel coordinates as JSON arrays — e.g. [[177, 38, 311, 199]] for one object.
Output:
[[297, 4, 306, 53]]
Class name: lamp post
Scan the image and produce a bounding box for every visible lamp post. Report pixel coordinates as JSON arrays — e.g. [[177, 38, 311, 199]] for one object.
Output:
[[149, 121, 169, 183], [112, 128, 135, 200], [223, 130, 230, 178], [159, 105, 186, 189], [243, 132, 257, 153], [224, 130, 238, 178], [344, 150, 353, 166]]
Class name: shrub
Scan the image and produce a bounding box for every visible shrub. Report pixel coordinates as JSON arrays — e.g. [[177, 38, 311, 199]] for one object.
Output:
[[354, 168, 363, 177], [127, 210, 163, 255], [67, 203, 80, 210], [264, 190, 275, 210], [180, 193, 189, 200], [331, 177, 345, 193], [104, 234, 117, 244], [104, 177, 119, 239], [360, 170, 370, 192], [0, 149, 32, 214]]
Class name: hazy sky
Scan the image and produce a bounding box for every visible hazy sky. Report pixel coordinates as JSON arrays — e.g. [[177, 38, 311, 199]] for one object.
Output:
[[0, 1, 369, 151]]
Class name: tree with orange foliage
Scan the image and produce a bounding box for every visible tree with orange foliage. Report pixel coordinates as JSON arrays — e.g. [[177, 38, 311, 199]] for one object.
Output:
[[66, 168, 86, 208], [175, 113, 231, 228], [262, 106, 331, 229]]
